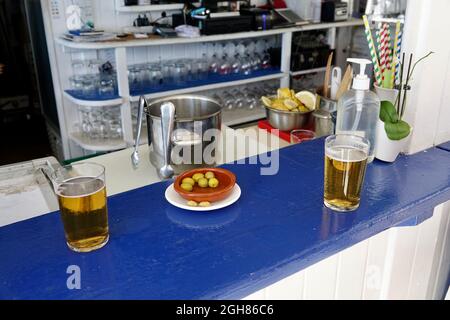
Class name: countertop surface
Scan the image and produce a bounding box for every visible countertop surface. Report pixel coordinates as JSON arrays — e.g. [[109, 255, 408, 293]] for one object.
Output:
[[1, 138, 450, 299]]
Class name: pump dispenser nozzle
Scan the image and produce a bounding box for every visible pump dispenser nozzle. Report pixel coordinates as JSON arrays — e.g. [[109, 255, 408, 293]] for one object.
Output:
[[347, 58, 372, 90]]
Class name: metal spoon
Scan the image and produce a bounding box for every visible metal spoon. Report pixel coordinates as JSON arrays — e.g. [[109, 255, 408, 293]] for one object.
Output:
[[131, 96, 146, 169], [158, 102, 175, 180]]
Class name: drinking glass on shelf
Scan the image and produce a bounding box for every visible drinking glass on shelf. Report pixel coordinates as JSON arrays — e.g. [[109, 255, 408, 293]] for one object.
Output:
[[70, 76, 84, 92], [72, 60, 87, 77], [162, 61, 176, 84], [128, 67, 142, 90], [231, 54, 241, 74], [218, 55, 231, 75], [87, 59, 103, 76], [82, 76, 97, 97], [290, 129, 316, 144], [240, 54, 252, 75], [197, 55, 209, 80], [149, 66, 163, 86], [323, 134, 370, 212], [209, 54, 220, 74], [174, 63, 187, 85], [261, 50, 272, 69], [222, 91, 235, 110], [107, 120, 123, 140], [250, 53, 262, 71], [99, 77, 115, 96]]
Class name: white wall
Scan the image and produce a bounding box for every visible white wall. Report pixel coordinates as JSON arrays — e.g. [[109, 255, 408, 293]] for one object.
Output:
[[402, 0, 450, 153]]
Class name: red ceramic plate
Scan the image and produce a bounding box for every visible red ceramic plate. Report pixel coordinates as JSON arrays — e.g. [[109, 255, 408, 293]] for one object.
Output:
[[174, 168, 236, 203]]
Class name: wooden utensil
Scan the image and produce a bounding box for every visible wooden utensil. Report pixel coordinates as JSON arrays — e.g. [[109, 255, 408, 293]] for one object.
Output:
[[323, 52, 334, 98], [336, 65, 353, 100]]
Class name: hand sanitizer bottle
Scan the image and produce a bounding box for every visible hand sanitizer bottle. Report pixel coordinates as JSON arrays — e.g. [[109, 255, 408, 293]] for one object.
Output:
[[335, 58, 380, 163]]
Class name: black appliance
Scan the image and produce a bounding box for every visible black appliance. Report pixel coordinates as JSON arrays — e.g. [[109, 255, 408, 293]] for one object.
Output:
[[291, 31, 334, 71]]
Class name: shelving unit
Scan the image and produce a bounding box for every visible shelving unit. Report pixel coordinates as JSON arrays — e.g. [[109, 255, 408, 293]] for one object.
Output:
[[290, 67, 328, 76], [54, 18, 364, 159], [129, 71, 286, 102], [69, 132, 127, 152], [63, 91, 124, 107], [114, 1, 201, 13]]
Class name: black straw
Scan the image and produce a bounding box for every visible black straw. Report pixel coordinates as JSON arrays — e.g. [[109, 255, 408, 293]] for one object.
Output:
[[400, 53, 413, 119], [397, 52, 406, 117]]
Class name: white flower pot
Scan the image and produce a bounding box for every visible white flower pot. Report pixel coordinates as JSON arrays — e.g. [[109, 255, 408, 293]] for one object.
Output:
[[375, 119, 412, 162], [374, 84, 399, 105]]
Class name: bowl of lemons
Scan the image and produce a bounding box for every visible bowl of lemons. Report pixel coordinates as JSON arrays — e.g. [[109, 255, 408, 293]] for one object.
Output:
[[261, 88, 316, 131]]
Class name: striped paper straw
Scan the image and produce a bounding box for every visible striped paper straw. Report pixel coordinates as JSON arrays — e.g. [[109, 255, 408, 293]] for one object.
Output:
[[394, 21, 402, 84], [378, 23, 388, 82], [385, 24, 392, 71], [363, 15, 382, 86]]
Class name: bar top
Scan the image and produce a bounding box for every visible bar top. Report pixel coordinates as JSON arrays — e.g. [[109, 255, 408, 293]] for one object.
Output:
[[1, 139, 450, 299]]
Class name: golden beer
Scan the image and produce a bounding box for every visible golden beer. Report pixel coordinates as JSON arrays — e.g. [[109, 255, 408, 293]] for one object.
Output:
[[324, 135, 369, 212], [53, 163, 109, 252]]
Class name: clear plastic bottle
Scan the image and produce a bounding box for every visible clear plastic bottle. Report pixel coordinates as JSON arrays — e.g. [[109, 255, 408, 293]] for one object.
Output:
[[335, 58, 380, 162]]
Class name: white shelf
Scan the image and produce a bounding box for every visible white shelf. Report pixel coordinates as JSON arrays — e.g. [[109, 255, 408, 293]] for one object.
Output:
[[222, 108, 266, 127], [63, 91, 124, 107], [55, 19, 363, 50], [290, 67, 328, 76], [129, 72, 287, 102], [69, 132, 127, 152], [116, 2, 200, 13]]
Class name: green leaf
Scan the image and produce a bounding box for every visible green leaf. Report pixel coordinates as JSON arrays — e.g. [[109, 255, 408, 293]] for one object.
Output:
[[380, 101, 399, 123], [384, 120, 411, 140]]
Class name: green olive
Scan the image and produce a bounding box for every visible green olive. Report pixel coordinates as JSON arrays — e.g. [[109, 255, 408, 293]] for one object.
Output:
[[182, 177, 195, 186], [192, 173, 204, 182], [199, 201, 211, 207], [187, 200, 198, 207], [205, 171, 215, 179], [198, 178, 208, 188], [180, 183, 193, 192], [208, 178, 219, 188]]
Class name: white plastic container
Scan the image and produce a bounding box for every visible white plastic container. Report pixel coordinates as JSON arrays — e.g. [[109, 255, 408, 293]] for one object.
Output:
[[335, 58, 381, 162]]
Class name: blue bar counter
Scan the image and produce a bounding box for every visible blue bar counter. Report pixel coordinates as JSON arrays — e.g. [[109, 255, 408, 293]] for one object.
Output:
[[1, 138, 450, 299]]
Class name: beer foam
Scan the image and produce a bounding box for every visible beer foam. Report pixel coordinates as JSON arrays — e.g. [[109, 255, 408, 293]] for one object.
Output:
[[56, 176, 105, 198], [326, 146, 368, 163]]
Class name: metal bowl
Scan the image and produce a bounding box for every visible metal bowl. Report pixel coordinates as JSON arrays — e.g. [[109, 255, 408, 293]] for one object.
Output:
[[264, 106, 313, 131]]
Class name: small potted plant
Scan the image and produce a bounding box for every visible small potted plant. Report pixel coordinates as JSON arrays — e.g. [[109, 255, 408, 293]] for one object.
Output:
[[375, 51, 433, 162]]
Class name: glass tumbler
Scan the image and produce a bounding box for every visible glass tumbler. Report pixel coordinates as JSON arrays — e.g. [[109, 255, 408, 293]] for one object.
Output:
[[323, 134, 370, 212], [52, 163, 109, 252], [290, 130, 316, 144]]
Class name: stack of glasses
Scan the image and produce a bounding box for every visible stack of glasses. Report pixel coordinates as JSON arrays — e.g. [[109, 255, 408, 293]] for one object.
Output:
[[69, 59, 118, 98], [127, 39, 275, 92], [210, 81, 278, 111], [76, 106, 123, 141]]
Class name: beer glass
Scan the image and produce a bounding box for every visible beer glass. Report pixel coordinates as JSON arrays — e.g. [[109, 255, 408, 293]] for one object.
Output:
[[52, 163, 109, 252], [324, 134, 370, 212]]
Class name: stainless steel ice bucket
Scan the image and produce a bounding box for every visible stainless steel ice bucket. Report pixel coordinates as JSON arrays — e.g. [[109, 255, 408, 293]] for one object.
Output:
[[132, 95, 222, 179]]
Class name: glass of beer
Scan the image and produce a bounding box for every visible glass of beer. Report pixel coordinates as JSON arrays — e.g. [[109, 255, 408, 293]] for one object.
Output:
[[52, 163, 109, 252], [324, 134, 370, 212]]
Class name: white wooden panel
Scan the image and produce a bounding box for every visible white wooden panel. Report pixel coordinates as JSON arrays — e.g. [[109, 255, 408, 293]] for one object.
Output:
[[428, 203, 450, 299], [335, 240, 369, 299], [407, 208, 445, 299], [264, 271, 304, 300], [242, 288, 266, 300], [362, 228, 391, 299], [303, 254, 339, 299]]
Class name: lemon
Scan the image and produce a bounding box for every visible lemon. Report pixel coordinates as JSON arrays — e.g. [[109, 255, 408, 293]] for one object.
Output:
[[295, 91, 317, 111], [192, 173, 204, 182], [277, 88, 292, 99], [205, 171, 215, 179], [261, 96, 273, 108], [283, 99, 299, 110], [271, 99, 287, 110], [332, 159, 351, 171], [298, 104, 309, 113]]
